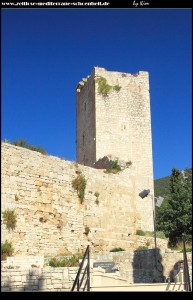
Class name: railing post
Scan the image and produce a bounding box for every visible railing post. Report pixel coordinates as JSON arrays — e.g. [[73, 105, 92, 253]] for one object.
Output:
[[87, 246, 90, 291], [183, 239, 191, 292], [71, 245, 90, 292]]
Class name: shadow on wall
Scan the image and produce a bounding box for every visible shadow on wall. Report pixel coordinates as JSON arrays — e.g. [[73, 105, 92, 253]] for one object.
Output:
[[132, 248, 165, 283], [2, 269, 44, 292], [168, 260, 184, 283]]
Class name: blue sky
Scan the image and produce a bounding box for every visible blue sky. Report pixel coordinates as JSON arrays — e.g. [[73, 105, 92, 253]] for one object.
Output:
[[1, 8, 192, 180]]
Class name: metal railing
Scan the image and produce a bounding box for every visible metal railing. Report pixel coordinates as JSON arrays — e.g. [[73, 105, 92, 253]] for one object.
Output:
[[71, 245, 90, 292], [183, 239, 191, 292]]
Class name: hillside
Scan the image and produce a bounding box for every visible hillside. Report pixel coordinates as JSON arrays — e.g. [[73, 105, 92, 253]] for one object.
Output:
[[154, 168, 192, 198]]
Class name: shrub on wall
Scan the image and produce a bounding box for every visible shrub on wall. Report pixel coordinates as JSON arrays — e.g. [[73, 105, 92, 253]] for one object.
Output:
[[94, 192, 100, 204], [10, 138, 47, 155], [48, 253, 83, 267], [136, 246, 149, 251], [136, 229, 146, 236], [72, 173, 87, 204], [96, 77, 122, 97], [96, 77, 112, 97], [84, 226, 90, 235], [136, 230, 166, 239], [113, 85, 121, 92], [110, 247, 125, 252], [1, 240, 14, 260], [105, 160, 122, 174], [2, 209, 17, 231]]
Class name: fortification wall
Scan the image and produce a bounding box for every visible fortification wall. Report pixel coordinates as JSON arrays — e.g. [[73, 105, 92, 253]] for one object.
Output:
[[2, 142, 154, 257]]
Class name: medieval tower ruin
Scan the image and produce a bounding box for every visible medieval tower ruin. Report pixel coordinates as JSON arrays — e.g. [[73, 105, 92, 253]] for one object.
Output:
[[76, 67, 153, 175], [76, 67, 154, 208]]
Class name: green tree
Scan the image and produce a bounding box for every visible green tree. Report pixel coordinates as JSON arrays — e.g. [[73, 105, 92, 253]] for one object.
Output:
[[156, 168, 192, 246]]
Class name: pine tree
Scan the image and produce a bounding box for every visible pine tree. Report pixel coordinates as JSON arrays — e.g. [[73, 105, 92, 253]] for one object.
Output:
[[156, 168, 192, 246]]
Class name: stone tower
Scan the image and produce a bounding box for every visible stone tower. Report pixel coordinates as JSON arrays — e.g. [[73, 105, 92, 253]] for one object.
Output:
[[77, 67, 153, 174], [76, 67, 154, 232]]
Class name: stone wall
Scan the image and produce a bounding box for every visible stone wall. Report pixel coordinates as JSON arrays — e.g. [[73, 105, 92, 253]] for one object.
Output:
[[91, 249, 192, 284], [76, 67, 154, 231], [1, 267, 78, 292], [1, 142, 155, 257]]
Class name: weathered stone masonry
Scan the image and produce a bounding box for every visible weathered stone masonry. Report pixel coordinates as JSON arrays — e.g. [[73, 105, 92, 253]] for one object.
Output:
[[76, 67, 154, 231], [2, 142, 154, 257], [1, 67, 155, 257]]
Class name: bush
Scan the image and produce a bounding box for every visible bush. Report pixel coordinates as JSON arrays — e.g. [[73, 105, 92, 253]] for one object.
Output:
[[72, 173, 87, 203], [136, 229, 166, 239], [2, 209, 17, 231], [136, 246, 148, 251], [1, 240, 14, 260], [185, 248, 192, 252], [144, 231, 154, 237], [110, 160, 121, 171], [84, 226, 90, 235], [48, 253, 83, 267], [136, 229, 145, 236], [94, 192, 100, 198], [156, 231, 166, 239], [11, 139, 47, 155], [97, 77, 112, 97], [126, 161, 132, 167], [110, 247, 125, 252], [172, 240, 192, 252], [94, 192, 100, 204], [136, 230, 166, 239], [113, 85, 121, 92], [96, 77, 122, 97], [105, 160, 122, 174]]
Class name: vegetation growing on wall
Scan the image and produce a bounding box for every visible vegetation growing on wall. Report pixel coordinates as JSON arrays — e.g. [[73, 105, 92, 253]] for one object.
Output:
[[1, 240, 14, 260], [2, 209, 17, 231], [84, 226, 90, 235], [15, 194, 19, 201], [105, 159, 122, 174], [97, 77, 112, 97], [47, 253, 83, 267], [126, 161, 132, 167], [110, 247, 125, 252], [72, 173, 87, 204], [3, 138, 47, 155], [136, 246, 149, 251], [136, 229, 166, 239], [94, 192, 100, 204], [96, 77, 121, 97], [113, 85, 121, 92]]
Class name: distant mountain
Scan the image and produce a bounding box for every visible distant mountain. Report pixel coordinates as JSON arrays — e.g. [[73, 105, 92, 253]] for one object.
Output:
[[154, 168, 192, 198]]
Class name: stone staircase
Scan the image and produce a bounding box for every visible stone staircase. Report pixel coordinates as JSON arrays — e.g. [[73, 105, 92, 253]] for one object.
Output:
[[89, 251, 192, 292], [90, 268, 188, 291]]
